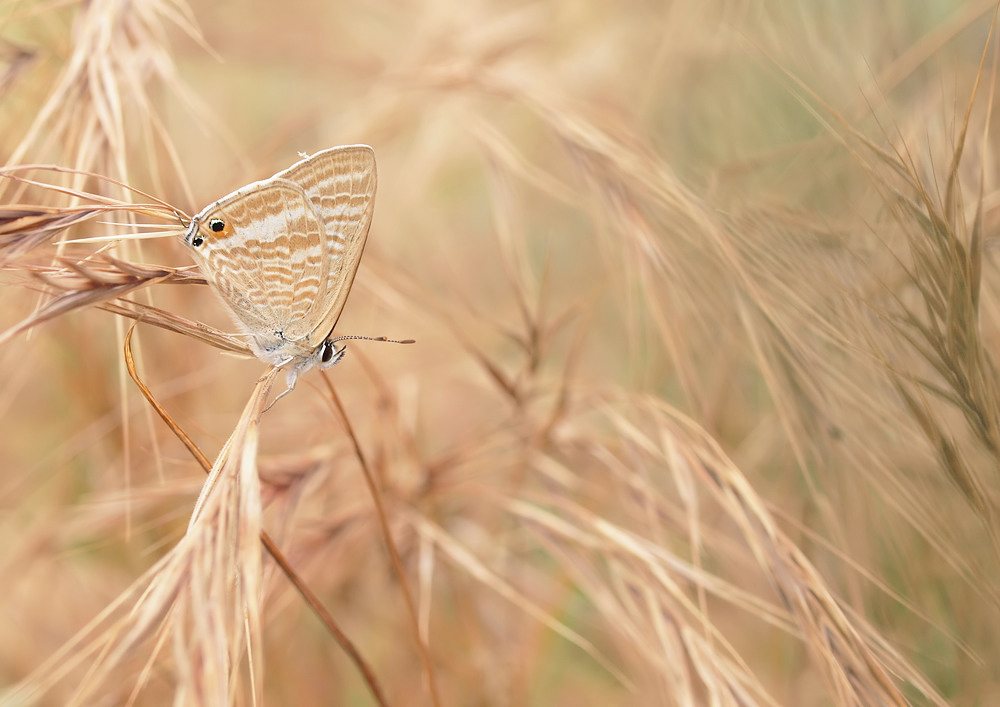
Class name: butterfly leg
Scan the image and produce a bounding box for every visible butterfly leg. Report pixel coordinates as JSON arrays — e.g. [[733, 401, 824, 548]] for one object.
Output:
[[264, 343, 346, 412], [262, 367, 300, 412]]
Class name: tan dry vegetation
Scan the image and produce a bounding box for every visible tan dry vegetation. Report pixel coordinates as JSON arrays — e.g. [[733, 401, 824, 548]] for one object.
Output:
[[1, 0, 999, 704]]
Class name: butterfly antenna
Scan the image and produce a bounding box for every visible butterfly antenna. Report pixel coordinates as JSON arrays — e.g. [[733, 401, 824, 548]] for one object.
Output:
[[328, 335, 416, 346]]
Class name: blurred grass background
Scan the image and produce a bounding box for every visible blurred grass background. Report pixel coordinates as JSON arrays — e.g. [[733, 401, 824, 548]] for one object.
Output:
[[2, 0, 1000, 704]]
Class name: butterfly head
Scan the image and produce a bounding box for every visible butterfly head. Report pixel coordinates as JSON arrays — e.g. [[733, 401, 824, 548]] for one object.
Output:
[[266, 339, 347, 408], [317, 339, 347, 369]]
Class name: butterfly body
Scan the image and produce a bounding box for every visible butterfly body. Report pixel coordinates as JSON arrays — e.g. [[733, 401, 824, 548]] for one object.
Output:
[[183, 145, 376, 390]]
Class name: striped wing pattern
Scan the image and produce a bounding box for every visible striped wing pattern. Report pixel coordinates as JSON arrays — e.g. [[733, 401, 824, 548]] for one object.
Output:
[[276, 146, 376, 347], [184, 145, 376, 368]]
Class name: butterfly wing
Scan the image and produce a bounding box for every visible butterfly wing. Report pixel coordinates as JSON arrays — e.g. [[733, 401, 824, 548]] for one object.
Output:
[[185, 181, 329, 360], [276, 145, 377, 347]]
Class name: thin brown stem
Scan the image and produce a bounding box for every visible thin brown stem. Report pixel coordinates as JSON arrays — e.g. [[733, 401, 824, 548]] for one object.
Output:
[[123, 323, 389, 707], [321, 372, 442, 707]]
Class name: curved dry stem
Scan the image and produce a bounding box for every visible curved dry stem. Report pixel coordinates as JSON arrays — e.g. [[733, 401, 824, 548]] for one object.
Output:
[[8, 336, 270, 704], [123, 323, 390, 707]]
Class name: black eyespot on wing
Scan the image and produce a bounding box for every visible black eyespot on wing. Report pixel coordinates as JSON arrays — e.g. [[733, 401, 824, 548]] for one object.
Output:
[[209, 218, 225, 232], [192, 235, 204, 247]]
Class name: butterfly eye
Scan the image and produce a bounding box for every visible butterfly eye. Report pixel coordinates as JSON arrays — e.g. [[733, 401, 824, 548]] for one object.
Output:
[[209, 218, 226, 232], [321, 340, 336, 363]]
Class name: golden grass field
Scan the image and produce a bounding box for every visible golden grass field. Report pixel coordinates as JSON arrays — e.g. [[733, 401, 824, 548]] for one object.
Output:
[[2, 0, 1000, 704]]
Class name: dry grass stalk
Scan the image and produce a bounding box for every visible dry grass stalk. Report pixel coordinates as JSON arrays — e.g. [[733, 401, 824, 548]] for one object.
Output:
[[6, 363, 273, 705], [3, 0, 1000, 704]]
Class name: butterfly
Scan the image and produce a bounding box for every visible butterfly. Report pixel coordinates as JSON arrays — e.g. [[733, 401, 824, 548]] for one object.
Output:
[[183, 145, 381, 395]]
